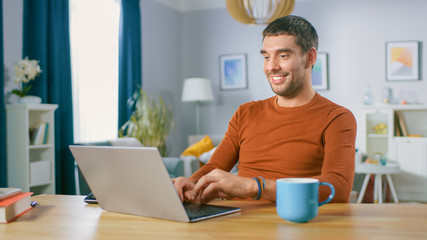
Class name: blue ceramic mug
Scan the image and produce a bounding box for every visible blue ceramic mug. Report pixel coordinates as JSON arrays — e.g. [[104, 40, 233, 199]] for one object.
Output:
[[276, 178, 335, 223]]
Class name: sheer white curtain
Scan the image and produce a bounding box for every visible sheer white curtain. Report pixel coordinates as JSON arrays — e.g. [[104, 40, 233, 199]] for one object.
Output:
[[69, 0, 120, 143]]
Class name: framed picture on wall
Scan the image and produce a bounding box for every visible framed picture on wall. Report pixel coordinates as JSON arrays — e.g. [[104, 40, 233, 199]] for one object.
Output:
[[312, 52, 329, 90], [386, 41, 420, 81], [219, 53, 248, 90]]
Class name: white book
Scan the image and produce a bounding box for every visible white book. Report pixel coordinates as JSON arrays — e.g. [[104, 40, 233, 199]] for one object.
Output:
[[33, 123, 46, 145], [0, 188, 22, 201]]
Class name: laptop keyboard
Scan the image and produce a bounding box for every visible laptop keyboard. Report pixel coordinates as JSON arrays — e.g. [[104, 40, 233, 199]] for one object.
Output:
[[183, 202, 240, 221]]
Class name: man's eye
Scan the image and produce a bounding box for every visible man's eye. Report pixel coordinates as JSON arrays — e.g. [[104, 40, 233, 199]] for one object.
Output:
[[263, 56, 270, 60], [279, 54, 288, 59]]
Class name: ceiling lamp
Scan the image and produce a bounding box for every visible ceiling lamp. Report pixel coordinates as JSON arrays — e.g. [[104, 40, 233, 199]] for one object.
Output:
[[226, 0, 295, 25]]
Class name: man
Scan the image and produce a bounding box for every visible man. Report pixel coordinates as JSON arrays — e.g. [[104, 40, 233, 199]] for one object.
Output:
[[174, 15, 357, 204]]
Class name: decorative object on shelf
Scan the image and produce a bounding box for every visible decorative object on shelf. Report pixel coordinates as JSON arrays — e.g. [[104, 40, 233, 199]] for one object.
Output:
[[374, 152, 383, 164], [219, 53, 248, 90], [386, 41, 420, 81], [398, 90, 419, 104], [312, 52, 329, 91], [363, 84, 374, 105], [119, 88, 174, 157], [11, 57, 42, 99], [181, 78, 214, 134], [381, 87, 391, 104], [381, 87, 398, 104], [18, 95, 42, 104], [225, 0, 295, 25], [373, 123, 387, 135]]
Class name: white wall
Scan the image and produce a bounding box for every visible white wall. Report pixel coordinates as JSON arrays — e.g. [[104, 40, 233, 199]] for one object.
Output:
[[4, 0, 427, 156], [3, 0, 23, 104], [179, 0, 427, 154], [140, 0, 184, 156]]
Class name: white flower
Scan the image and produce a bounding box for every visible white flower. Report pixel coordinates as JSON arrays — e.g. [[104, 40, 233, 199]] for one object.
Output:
[[11, 57, 43, 97], [13, 56, 42, 85]]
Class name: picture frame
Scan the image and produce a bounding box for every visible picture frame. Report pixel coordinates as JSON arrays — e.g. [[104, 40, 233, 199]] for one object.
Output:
[[219, 53, 248, 90], [312, 52, 329, 90], [386, 41, 420, 81]]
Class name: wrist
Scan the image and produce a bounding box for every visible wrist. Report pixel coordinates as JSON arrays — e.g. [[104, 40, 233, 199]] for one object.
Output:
[[249, 177, 259, 199], [251, 177, 265, 200]]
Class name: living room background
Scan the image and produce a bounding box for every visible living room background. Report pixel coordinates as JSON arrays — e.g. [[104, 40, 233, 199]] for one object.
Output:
[[4, 0, 427, 157]]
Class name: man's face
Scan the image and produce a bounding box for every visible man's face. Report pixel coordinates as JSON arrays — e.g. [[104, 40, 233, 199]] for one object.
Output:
[[260, 34, 311, 98]]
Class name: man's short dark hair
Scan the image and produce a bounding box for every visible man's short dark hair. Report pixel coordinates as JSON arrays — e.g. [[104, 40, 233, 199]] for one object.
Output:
[[262, 15, 318, 53]]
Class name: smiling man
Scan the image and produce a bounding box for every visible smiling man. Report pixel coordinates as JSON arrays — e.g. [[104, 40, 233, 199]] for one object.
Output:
[[174, 15, 357, 204]]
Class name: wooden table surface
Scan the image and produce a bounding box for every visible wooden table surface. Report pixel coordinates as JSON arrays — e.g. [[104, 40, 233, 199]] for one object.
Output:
[[1, 194, 427, 240]]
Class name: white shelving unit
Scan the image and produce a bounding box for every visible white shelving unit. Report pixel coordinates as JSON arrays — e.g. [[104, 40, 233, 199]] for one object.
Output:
[[361, 104, 427, 202], [6, 103, 58, 195]]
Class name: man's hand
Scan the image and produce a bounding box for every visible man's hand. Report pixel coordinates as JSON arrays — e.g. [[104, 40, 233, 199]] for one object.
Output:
[[172, 177, 196, 202], [189, 169, 258, 203]]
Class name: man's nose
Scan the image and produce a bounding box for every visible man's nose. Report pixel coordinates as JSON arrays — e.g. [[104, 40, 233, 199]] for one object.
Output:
[[267, 57, 280, 71]]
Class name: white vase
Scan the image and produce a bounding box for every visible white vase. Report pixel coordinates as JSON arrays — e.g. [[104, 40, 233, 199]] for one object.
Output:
[[19, 95, 42, 104]]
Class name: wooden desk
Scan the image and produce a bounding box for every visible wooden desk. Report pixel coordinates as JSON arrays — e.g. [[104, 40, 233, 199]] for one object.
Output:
[[1, 195, 427, 240]]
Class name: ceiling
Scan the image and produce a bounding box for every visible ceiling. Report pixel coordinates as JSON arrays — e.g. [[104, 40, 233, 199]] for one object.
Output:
[[152, 0, 225, 12], [152, 0, 310, 12]]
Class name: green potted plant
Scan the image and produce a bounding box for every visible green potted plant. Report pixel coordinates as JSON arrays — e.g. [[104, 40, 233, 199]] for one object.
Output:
[[119, 88, 174, 156]]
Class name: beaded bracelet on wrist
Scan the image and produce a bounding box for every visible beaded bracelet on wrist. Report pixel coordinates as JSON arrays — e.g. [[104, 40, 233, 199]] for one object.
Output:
[[252, 176, 265, 200]]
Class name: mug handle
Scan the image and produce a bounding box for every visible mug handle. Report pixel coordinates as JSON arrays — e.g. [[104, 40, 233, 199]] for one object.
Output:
[[318, 182, 335, 206]]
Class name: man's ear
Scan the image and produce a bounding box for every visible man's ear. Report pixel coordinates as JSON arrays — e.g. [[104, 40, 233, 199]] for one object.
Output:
[[306, 47, 317, 69]]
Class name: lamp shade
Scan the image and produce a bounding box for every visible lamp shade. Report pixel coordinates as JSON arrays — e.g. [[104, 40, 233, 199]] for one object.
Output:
[[226, 0, 295, 25], [181, 78, 214, 102]]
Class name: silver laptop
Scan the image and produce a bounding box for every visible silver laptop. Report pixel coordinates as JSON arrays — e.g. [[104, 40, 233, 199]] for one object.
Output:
[[69, 145, 241, 222]]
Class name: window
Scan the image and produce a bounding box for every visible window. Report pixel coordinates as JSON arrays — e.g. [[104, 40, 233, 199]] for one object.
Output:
[[69, 0, 120, 142]]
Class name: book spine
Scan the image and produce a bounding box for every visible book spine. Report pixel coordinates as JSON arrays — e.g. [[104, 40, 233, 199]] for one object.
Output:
[[31, 123, 40, 145], [31, 122, 47, 145], [43, 122, 49, 144], [394, 113, 402, 136], [396, 111, 408, 137]]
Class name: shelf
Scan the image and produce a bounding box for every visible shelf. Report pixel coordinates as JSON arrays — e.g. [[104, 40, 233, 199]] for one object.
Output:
[[367, 134, 388, 139], [29, 180, 54, 187], [393, 136, 427, 142], [29, 144, 54, 150], [6, 103, 57, 194], [364, 103, 427, 111], [363, 105, 427, 202], [6, 103, 58, 111]]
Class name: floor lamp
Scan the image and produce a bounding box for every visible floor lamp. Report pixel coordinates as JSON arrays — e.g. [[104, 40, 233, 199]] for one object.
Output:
[[181, 78, 214, 134]]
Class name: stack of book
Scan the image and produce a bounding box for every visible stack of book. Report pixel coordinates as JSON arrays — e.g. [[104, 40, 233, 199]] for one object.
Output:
[[395, 112, 408, 137], [395, 111, 423, 138], [0, 188, 33, 223], [29, 122, 49, 145]]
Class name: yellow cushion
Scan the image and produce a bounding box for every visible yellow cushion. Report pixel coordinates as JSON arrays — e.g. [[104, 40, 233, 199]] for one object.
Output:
[[181, 135, 214, 157]]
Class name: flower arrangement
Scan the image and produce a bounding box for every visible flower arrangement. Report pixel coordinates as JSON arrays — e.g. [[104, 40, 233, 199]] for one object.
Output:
[[11, 57, 42, 97]]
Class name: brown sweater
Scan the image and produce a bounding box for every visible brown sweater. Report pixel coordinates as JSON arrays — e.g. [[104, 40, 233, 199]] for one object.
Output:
[[189, 93, 357, 203]]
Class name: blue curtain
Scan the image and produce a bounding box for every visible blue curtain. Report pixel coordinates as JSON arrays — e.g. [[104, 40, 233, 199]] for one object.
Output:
[[23, 0, 75, 194], [118, 0, 142, 129], [0, 0, 7, 187]]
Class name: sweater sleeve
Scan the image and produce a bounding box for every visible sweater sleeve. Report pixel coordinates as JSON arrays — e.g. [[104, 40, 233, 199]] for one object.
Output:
[[312, 108, 357, 203], [188, 110, 241, 183]]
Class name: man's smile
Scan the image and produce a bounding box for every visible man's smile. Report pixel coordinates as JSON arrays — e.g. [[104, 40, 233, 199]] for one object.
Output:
[[269, 73, 289, 84]]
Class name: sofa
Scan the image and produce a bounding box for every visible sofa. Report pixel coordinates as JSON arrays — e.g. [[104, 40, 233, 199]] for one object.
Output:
[[180, 134, 241, 177]]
